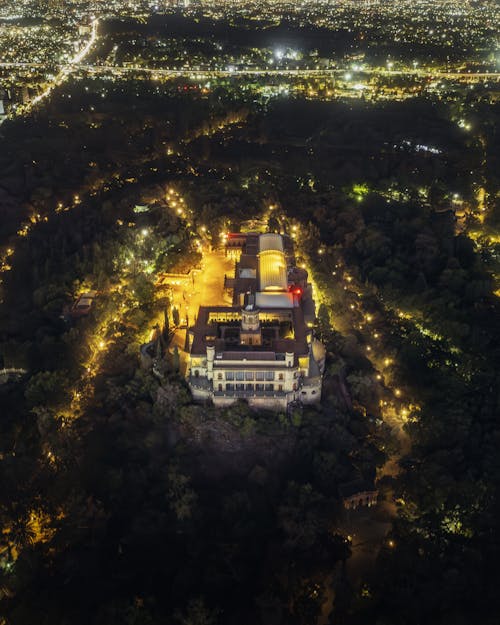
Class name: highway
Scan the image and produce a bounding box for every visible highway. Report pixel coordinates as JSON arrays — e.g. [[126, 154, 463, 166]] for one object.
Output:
[[1, 60, 499, 81], [28, 18, 99, 109], [1, 27, 497, 126], [0, 18, 99, 123]]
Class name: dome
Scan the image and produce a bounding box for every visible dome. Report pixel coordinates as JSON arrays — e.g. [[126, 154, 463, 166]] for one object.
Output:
[[259, 233, 284, 253], [258, 250, 288, 291]]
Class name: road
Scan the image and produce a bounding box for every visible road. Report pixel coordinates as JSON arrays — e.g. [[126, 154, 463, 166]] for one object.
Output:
[[1, 61, 499, 81], [1, 18, 99, 123], [30, 19, 99, 108]]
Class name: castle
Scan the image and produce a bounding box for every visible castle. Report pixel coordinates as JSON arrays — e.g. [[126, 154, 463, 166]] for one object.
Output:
[[186, 232, 325, 410]]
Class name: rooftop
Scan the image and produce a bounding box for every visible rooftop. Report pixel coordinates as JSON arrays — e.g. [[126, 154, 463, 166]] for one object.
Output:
[[188, 233, 313, 362]]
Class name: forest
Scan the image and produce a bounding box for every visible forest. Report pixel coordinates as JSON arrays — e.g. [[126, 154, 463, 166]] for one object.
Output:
[[0, 75, 499, 625]]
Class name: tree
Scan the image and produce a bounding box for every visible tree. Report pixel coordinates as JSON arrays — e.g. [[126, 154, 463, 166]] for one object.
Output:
[[167, 471, 197, 522], [25, 370, 69, 408], [172, 346, 180, 371], [278, 482, 325, 549], [163, 308, 170, 340], [175, 597, 219, 625], [317, 303, 331, 337], [5, 514, 37, 558], [293, 580, 326, 624], [132, 275, 155, 307]]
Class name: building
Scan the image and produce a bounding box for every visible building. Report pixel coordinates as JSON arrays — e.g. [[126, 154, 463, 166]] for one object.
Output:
[[71, 290, 97, 318], [339, 480, 378, 510], [186, 232, 325, 410]]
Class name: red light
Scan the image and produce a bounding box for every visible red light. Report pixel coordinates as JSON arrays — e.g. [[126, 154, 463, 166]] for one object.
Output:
[[293, 287, 303, 296]]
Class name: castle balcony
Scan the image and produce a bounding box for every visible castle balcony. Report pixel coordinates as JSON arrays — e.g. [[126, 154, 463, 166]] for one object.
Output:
[[213, 390, 288, 399]]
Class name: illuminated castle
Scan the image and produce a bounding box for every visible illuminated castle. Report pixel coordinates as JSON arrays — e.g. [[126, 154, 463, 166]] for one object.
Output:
[[186, 233, 325, 410]]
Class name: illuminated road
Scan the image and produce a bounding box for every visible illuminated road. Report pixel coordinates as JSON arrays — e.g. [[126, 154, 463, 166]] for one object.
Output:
[[0, 62, 47, 68], [3, 18, 99, 119], [30, 18, 99, 108], [78, 67, 500, 80], [1, 60, 499, 81]]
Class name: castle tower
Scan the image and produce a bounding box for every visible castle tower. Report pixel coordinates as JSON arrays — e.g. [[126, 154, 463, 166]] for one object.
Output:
[[240, 306, 261, 346]]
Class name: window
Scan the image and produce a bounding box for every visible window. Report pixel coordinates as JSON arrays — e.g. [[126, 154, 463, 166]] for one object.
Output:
[[236, 383, 244, 390], [256, 383, 264, 391], [218, 384, 222, 391], [255, 372, 265, 381], [226, 371, 234, 381], [245, 371, 254, 381], [236, 371, 244, 381], [265, 371, 275, 381], [278, 385, 283, 392], [217, 372, 223, 380], [246, 383, 254, 391], [226, 383, 234, 391], [265, 384, 274, 391], [278, 373, 284, 381]]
